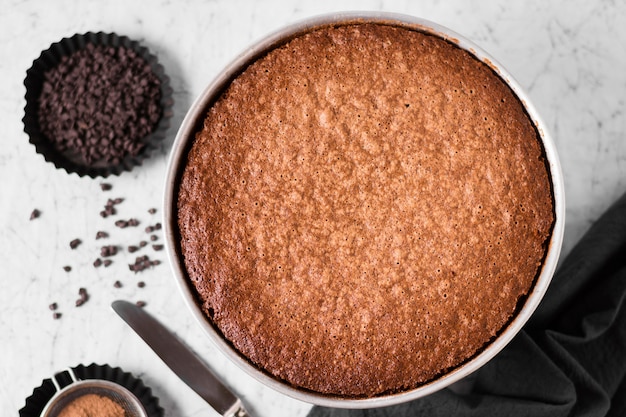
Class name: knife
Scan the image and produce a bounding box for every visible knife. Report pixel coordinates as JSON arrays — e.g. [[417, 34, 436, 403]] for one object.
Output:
[[112, 300, 252, 417]]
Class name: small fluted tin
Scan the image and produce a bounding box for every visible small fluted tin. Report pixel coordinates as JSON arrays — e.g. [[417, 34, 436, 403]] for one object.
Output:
[[23, 32, 174, 178]]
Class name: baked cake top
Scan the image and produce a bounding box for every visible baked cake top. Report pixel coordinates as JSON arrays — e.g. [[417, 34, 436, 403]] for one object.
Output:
[[177, 23, 554, 397]]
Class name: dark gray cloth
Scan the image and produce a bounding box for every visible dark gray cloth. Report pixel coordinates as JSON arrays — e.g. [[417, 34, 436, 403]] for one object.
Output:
[[309, 192, 626, 417]]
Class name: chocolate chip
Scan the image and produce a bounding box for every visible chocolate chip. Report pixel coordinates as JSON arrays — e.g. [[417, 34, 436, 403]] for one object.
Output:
[[52, 312, 62, 320], [128, 254, 158, 273], [100, 198, 122, 218], [63, 266, 71, 272], [103, 259, 113, 267], [136, 301, 146, 308], [69, 239, 81, 249], [150, 235, 158, 241], [49, 302, 58, 311], [148, 208, 157, 214], [93, 258, 103, 267], [128, 245, 139, 253], [152, 244, 163, 251], [137, 281, 145, 288], [96, 231, 108, 239], [139, 241, 147, 247], [116, 218, 139, 228], [114, 280, 122, 288], [30, 209, 41, 220], [77, 288, 89, 305], [100, 245, 118, 257], [100, 183, 112, 191], [145, 222, 161, 234]]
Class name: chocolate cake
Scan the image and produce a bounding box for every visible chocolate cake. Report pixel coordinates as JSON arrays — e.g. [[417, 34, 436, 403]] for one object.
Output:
[[176, 23, 555, 397]]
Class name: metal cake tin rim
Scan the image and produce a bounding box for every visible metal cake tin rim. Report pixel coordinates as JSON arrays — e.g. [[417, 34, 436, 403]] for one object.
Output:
[[163, 11, 565, 408]]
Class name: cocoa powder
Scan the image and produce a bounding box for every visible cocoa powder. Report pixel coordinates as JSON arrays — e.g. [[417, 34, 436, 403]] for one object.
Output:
[[57, 393, 125, 417]]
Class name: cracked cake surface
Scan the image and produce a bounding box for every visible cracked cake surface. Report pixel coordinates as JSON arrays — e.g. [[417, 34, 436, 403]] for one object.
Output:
[[176, 22, 555, 397]]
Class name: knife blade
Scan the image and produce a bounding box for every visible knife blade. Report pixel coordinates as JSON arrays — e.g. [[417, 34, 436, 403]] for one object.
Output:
[[112, 300, 251, 417]]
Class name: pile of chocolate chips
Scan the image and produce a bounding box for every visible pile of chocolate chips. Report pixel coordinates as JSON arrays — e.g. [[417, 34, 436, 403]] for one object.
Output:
[[37, 43, 162, 165]]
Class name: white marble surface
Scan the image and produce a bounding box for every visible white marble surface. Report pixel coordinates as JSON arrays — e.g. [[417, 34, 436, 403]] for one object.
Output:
[[2, 0, 626, 416]]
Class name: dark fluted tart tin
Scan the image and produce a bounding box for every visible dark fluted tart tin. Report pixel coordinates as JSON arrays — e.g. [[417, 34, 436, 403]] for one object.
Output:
[[23, 32, 174, 178], [19, 363, 164, 417]]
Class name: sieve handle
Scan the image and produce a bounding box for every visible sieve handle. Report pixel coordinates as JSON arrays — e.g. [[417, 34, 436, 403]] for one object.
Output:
[[50, 368, 80, 393]]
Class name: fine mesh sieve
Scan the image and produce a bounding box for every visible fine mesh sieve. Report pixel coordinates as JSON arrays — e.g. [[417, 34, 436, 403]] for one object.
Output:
[[42, 368, 147, 417]]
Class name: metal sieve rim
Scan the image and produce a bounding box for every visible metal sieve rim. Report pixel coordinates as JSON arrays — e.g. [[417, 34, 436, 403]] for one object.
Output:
[[41, 368, 148, 417]]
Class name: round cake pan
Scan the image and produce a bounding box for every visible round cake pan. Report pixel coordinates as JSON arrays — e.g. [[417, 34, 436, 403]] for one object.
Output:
[[163, 11, 565, 408]]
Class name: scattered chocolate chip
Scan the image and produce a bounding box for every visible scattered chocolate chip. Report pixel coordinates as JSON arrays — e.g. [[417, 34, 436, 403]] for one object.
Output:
[[137, 281, 145, 288], [53, 312, 62, 320], [145, 222, 161, 234], [96, 231, 109, 239], [100, 183, 112, 191], [103, 259, 113, 267], [101, 198, 123, 218], [115, 220, 128, 228], [100, 245, 118, 257], [150, 235, 158, 241], [30, 209, 41, 220], [76, 288, 89, 306], [152, 244, 163, 251], [136, 301, 146, 308], [49, 302, 58, 311], [129, 254, 159, 273], [114, 280, 122, 288], [139, 241, 147, 247], [151, 259, 161, 266], [63, 265, 72, 272], [128, 245, 139, 253], [148, 208, 157, 214], [69, 238, 81, 249], [93, 258, 103, 267], [116, 218, 139, 228]]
